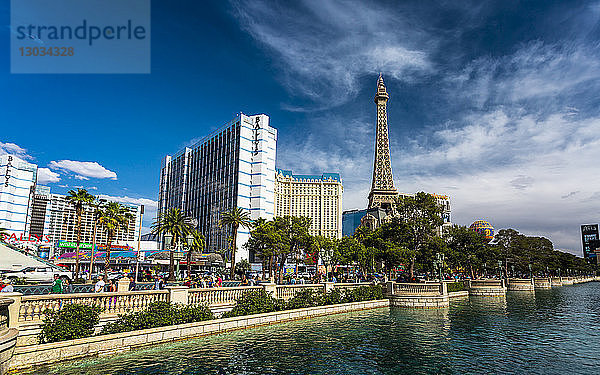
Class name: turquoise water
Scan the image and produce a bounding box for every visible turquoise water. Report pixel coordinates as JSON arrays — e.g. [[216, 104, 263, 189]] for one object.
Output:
[[24, 283, 600, 374]]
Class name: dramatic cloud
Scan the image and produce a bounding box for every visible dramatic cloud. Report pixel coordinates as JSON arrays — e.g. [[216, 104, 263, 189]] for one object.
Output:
[[49, 160, 117, 180], [233, 0, 433, 109], [255, 2, 600, 254], [37, 168, 60, 184], [0, 142, 31, 160]]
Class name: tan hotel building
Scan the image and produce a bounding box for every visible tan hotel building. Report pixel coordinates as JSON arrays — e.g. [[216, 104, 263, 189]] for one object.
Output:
[[274, 169, 343, 239]]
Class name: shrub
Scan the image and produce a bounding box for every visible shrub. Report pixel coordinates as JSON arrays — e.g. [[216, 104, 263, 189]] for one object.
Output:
[[222, 289, 284, 318], [39, 304, 101, 343], [286, 289, 322, 310], [446, 282, 465, 293], [343, 285, 384, 303], [322, 288, 344, 305], [100, 301, 213, 335]]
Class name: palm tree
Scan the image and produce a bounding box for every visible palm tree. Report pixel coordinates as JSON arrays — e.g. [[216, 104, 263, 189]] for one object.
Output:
[[66, 188, 95, 279], [220, 207, 252, 279], [187, 229, 205, 277], [98, 202, 133, 280], [87, 199, 105, 281], [151, 208, 193, 281]]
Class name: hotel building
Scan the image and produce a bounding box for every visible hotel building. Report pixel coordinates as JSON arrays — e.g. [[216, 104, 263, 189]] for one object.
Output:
[[29, 186, 141, 257], [274, 169, 343, 239], [0, 154, 37, 235], [158, 113, 277, 263]]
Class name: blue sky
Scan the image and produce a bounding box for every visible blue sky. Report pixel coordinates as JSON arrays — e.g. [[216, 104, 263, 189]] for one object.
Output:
[[2, 0, 600, 254]]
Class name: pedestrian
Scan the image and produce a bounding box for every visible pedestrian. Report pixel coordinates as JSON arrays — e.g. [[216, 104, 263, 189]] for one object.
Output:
[[154, 276, 165, 290], [107, 279, 117, 292], [183, 277, 192, 287], [241, 274, 249, 286], [94, 275, 106, 293], [1, 279, 14, 293], [216, 275, 222, 287], [50, 274, 63, 294], [129, 275, 136, 291], [62, 277, 72, 294]]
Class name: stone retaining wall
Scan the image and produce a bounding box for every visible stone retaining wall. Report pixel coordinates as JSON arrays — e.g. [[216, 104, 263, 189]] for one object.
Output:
[[507, 279, 534, 291], [389, 294, 449, 308], [7, 299, 389, 372]]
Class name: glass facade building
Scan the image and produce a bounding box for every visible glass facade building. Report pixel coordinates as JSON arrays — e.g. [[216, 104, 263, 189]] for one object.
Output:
[[158, 113, 277, 263]]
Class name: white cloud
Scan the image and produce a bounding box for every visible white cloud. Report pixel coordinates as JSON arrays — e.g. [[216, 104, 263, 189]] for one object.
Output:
[[74, 175, 89, 180], [233, 0, 433, 108], [49, 160, 117, 180], [37, 168, 60, 183], [0, 142, 31, 160]]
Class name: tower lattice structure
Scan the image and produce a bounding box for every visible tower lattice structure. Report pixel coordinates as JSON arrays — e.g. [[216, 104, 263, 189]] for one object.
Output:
[[368, 75, 399, 210]]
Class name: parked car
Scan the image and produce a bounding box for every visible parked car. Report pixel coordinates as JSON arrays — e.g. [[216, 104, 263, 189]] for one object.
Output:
[[1, 266, 73, 283]]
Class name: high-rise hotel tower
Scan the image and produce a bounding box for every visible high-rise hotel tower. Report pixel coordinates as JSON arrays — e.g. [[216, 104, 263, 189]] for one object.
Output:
[[158, 113, 277, 263]]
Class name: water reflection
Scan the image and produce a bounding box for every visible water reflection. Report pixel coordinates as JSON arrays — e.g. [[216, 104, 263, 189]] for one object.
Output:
[[23, 283, 600, 375]]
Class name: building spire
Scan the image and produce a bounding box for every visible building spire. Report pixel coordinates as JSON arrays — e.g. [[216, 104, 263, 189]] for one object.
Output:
[[368, 75, 397, 210]]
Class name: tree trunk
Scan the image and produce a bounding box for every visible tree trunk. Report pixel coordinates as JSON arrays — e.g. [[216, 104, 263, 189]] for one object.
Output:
[[104, 235, 112, 281], [74, 213, 82, 279], [168, 233, 175, 281], [409, 258, 415, 279], [229, 225, 238, 280], [268, 255, 273, 281], [88, 219, 97, 281]]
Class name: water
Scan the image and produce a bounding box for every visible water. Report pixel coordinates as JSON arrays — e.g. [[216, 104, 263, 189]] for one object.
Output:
[[24, 283, 600, 374]]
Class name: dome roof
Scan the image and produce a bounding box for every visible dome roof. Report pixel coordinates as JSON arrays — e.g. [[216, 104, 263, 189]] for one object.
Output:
[[469, 220, 494, 240]]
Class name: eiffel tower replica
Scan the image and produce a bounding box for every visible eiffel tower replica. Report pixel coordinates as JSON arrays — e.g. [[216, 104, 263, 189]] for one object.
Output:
[[368, 74, 399, 211], [361, 75, 400, 230]]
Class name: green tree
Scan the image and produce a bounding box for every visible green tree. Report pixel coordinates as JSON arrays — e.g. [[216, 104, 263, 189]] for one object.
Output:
[[272, 216, 311, 283], [395, 192, 444, 277], [88, 198, 105, 282], [66, 188, 95, 279], [152, 208, 193, 281], [220, 207, 252, 279], [244, 218, 282, 280], [98, 202, 134, 280], [444, 225, 491, 278]]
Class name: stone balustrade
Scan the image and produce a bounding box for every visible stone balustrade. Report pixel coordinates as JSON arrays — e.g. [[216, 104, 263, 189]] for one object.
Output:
[[332, 282, 372, 291], [17, 290, 170, 323], [276, 284, 323, 300], [385, 282, 448, 308], [392, 283, 444, 296], [188, 286, 262, 307], [550, 277, 563, 287]]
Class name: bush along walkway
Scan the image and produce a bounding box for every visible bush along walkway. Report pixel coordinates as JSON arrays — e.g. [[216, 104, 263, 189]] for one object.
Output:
[[38, 285, 384, 343]]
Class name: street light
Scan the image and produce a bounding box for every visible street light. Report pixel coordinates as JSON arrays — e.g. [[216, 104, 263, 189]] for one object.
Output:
[[497, 260, 503, 279], [528, 263, 532, 278]]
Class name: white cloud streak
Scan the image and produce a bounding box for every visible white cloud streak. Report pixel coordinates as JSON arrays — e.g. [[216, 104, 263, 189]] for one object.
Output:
[[37, 168, 60, 184], [49, 160, 117, 180]]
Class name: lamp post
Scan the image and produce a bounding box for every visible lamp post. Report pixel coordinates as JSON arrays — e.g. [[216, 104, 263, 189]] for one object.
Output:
[[163, 232, 173, 280], [528, 263, 532, 278], [185, 233, 194, 278], [511, 265, 515, 278], [497, 260, 502, 279]]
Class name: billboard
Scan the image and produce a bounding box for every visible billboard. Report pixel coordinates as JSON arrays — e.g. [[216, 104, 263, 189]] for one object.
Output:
[[581, 224, 599, 262]]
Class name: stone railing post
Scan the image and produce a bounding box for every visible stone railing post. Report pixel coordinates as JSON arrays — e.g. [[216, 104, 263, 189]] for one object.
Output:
[[1, 293, 22, 329], [385, 281, 395, 295], [323, 282, 334, 294], [117, 277, 131, 292], [440, 282, 447, 296], [262, 283, 277, 297], [166, 286, 189, 306]]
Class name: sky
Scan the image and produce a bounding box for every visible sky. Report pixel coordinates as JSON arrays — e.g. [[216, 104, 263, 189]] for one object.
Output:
[[1, 0, 600, 255]]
